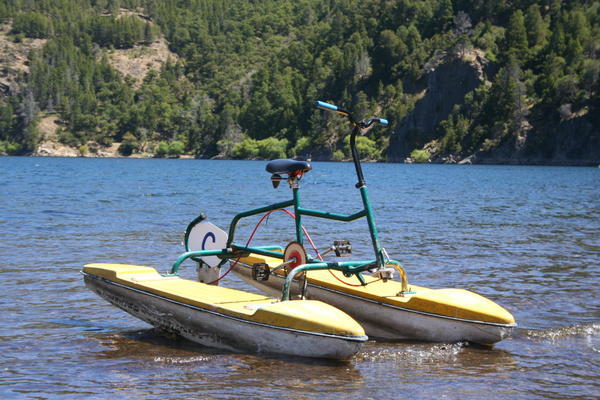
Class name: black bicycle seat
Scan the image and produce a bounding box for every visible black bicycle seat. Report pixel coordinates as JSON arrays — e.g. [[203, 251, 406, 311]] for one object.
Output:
[[266, 159, 312, 175]]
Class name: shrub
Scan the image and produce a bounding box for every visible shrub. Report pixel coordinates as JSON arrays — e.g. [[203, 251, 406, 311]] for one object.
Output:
[[343, 135, 380, 160], [231, 137, 259, 159], [118, 133, 139, 156], [256, 137, 288, 159], [98, 135, 113, 147], [6, 142, 22, 155], [230, 137, 288, 159], [332, 150, 345, 161], [59, 130, 79, 147], [410, 149, 429, 163], [155, 141, 169, 157], [168, 140, 185, 157], [291, 137, 311, 157]]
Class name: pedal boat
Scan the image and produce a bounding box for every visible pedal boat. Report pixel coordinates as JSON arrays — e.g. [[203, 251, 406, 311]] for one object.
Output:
[[232, 253, 516, 345], [82, 263, 367, 359]]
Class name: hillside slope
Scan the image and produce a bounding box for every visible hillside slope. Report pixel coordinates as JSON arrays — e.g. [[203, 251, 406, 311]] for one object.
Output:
[[0, 1, 598, 164]]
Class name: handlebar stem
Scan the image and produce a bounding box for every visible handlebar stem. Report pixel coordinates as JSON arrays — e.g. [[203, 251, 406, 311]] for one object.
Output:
[[349, 126, 366, 188]]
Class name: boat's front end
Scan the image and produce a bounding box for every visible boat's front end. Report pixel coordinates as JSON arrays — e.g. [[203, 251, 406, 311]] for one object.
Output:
[[232, 254, 516, 345], [82, 263, 366, 359]]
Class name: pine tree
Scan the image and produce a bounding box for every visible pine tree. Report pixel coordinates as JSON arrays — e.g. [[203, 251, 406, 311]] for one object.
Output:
[[434, 0, 454, 31], [505, 10, 528, 61], [525, 4, 548, 49], [453, 11, 472, 58]]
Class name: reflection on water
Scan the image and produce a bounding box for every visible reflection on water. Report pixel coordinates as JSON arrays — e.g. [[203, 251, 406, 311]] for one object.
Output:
[[1, 157, 599, 399]]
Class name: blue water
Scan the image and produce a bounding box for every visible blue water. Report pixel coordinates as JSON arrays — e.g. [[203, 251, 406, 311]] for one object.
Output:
[[1, 157, 599, 399]]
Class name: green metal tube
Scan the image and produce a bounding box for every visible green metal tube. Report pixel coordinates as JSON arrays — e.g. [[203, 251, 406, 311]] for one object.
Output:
[[293, 188, 303, 244], [281, 263, 330, 301], [170, 245, 285, 276], [229, 245, 285, 260], [226, 199, 294, 246], [359, 185, 384, 267], [296, 206, 367, 222], [281, 260, 376, 300], [170, 249, 234, 275]]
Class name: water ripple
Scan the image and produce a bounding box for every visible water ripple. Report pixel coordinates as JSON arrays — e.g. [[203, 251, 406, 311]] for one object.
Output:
[[1, 158, 599, 399]]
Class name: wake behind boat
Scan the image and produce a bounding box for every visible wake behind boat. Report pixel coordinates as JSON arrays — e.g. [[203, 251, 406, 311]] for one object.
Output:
[[82, 263, 366, 359]]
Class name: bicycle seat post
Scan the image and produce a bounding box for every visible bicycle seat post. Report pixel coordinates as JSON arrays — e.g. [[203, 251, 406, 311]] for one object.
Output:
[[265, 159, 312, 245]]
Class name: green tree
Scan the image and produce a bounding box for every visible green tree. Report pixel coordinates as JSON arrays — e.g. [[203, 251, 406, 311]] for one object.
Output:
[[118, 132, 139, 156], [525, 4, 548, 49], [504, 10, 528, 61], [434, 0, 454, 31], [484, 56, 528, 140], [11, 12, 53, 38], [453, 11, 473, 57], [0, 3, 10, 23]]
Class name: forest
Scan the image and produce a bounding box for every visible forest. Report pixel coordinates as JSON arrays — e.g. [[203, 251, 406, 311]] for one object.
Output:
[[0, 0, 598, 164]]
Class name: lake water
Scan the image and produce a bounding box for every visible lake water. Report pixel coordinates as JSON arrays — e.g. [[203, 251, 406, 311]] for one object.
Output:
[[1, 157, 598, 399]]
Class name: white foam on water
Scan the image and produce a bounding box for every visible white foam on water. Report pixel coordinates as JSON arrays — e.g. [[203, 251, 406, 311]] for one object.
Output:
[[521, 322, 600, 343], [153, 355, 214, 364]]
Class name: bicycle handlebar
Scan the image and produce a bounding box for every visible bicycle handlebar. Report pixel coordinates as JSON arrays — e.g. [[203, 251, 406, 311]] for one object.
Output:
[[366, 118, 389, 127], [314, 101, 350, 116], [314, 100, 388, 127], [314, 100, 387, 188]]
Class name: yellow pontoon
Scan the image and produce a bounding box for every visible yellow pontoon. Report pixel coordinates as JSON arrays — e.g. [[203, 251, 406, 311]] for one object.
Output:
[[232, 253, 515, 345], [83, 263, 366, 359]]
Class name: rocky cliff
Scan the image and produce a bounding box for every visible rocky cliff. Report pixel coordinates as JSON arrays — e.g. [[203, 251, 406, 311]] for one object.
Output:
[[387, 51, 492, 162], [387, 49, 599, 166], [475, 112, 599, 166]]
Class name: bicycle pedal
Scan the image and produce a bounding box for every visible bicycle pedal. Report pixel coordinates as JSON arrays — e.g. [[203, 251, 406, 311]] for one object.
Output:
[[333, 240, 352, 257], [252, 263, 270, 281]]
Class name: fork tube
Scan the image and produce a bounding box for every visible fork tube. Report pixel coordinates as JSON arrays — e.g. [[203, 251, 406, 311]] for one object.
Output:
[[293, 187, 303, 244], [359, 185, 383, 267], [350, 125, 382, 266]]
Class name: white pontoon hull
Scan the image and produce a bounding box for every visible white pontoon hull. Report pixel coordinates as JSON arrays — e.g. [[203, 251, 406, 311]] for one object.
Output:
[[84, 273, 364, 359], [233, 264, 514, 345]]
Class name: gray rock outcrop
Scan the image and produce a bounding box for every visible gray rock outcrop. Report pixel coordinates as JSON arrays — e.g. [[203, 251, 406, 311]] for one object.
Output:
[[387, 51, 491, 162]]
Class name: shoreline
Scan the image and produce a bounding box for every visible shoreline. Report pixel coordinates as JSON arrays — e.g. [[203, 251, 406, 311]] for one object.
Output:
[[2, 153, 598, 167]]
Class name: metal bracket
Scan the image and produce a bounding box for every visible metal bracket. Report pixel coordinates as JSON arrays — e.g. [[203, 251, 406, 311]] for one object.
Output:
[[370, 266, 395, 282], [271, 174, 283, 189]]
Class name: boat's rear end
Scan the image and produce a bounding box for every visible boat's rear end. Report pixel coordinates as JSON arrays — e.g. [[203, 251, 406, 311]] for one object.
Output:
[[82, 263, 366, 359]]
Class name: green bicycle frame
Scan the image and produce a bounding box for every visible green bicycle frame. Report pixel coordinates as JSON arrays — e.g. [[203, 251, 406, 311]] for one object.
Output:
[[169, 101, 404, 300]]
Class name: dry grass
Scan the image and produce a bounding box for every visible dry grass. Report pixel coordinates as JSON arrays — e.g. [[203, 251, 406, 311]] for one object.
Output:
[[0, 23, 46, 95], [103, 37, 177, 87]]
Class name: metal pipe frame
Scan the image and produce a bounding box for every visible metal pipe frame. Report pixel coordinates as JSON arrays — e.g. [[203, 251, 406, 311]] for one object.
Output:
[[171, 103, 404, 300]]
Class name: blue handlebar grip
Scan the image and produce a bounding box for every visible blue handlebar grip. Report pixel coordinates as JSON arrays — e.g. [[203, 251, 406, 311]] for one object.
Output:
[[379, 119, 389, 126], [314, 100, 339, 111]]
